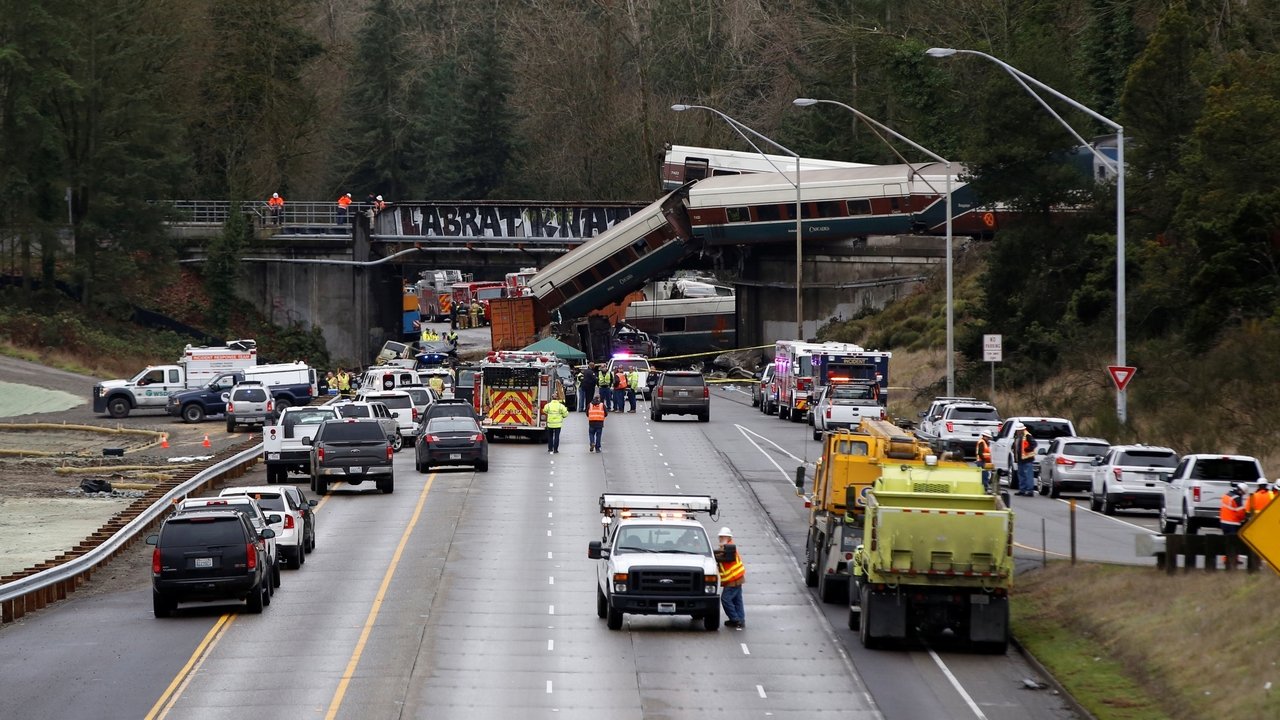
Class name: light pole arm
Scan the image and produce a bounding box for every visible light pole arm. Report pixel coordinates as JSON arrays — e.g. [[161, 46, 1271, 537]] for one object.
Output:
[[806, 99, 947, 165], [953, 50, 1120, 131]]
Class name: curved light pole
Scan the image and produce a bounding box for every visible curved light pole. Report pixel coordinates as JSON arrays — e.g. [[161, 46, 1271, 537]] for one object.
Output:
[[927, 47, 1128, 424], [793, 98, 956, 396], [672, 104, 805, 341]]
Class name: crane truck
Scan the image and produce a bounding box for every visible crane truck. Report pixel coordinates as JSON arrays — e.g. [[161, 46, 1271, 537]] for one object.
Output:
[[849, 461, 1014, 652]]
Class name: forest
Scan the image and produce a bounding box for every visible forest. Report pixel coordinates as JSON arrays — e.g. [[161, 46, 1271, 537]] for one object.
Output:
[[3, 0, 1280, 417]]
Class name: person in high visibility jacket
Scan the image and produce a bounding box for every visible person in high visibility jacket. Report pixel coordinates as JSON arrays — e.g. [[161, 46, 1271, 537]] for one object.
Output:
[[1015, 426, 1037, 496], [612, 370, 628, 412], [1220, 484, 1248, 535], [586, 395, 607, 452], [714, 527, 746, 629], [626, 370, 640, 412], [1246, 478, 1275, 519], [336, 192, 352, 224], [544, 392, 569, 454], [975, 431, 993, 493], [335, 368, 351, 396], [267, 192, 285, 225], [597, 368, 614, 411]]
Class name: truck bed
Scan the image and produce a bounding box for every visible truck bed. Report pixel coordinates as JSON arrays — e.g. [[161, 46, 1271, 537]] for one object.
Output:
[[864, 500, 1012, 587]]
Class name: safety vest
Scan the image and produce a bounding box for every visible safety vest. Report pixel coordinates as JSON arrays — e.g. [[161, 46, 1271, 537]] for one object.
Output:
[[718, 550, 745, 585], [337, 195, 351, 208], [1247, 489, 1275, 515], [587, 403, 606, 422], [336, 372, 350, 391], [598, 371, 612, 388], [1019, 434, 1036, 462], [627, 371, 640, 390], [544, 400, 568, 428], [616, 373, 628, 390], [1221, 493, 1247, 526], [268, 196, 284, 207], [975, 438, 990, 463]]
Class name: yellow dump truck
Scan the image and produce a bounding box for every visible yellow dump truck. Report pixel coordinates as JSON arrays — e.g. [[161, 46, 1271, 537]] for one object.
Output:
[[804, 419, 967, 604], [849, 462, 1014, 652]]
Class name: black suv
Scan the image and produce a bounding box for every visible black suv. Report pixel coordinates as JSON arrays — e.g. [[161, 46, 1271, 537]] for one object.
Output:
[[651, 371, 710, 422], [147, 509, 276, 617]]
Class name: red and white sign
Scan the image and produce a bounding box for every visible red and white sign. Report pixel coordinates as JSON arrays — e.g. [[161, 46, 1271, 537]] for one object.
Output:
[[1107, 365, 1136, 392]]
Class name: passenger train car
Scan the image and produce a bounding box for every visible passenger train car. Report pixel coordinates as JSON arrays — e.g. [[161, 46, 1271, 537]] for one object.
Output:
[[661, 145, 872, 191], [625, 295, 736, 356]]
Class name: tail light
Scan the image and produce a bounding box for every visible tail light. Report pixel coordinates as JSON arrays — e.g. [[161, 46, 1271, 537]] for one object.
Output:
[[1113, 468, 1124, 480], [266, 399, 274, 413], [703, 386, 709, 399], [1056, 457, 1075, 466], [152, 548, 162, 574], [657, 386, 664, 398], [825, 406, 832, 419], [284, 514, 295, 529], [269, 428, 276, 439], [316, 447, 325, 462], [427, 434, 440, 442], [1192, 485, 1201, 502], [412, 407, 419, 421], [945, 421, 954, 432], [386, 444, 394, 460], [227, 402, 234, 413], [473, 433, 485, 442], [246, 542, 258, 570]]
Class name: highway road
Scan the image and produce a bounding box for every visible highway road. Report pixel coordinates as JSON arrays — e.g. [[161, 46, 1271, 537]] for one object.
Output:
[[0, 385, 1167, 719]]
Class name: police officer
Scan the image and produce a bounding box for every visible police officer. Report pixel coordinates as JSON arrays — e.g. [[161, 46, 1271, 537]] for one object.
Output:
[[578, 364, 597, 412]]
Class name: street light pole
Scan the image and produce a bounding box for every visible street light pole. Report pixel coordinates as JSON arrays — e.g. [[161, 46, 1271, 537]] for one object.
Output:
[[926, 48, 1128, 423], [672, 104, 805, 340], [793, 98, 956, 395]]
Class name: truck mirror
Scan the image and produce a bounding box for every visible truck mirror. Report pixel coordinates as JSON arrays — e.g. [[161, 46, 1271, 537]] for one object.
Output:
[[587, 540, 602, 559], [221, 392, 231, 403], [795, 465, 806, 493], [301, 437, 313, 446], [146, 534, 159, 545]]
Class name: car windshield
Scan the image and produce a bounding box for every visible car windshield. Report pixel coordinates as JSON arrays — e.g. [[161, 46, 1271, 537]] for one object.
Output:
[[372, 395, 413, 409], [611, 359, 650, 372], [319, 421, 385, 441], [234, 388, 268, 402], [404, 388, 432, 405], [1117, 450, 1179, 468], [1023, 421, 1073, 439], [160, 517, 244, 545], [1190, 459, 1261, 482], [950, 406, 998, 420], [336, 405, 372, 418], [662, 374, 703, 387], [830, 385, 875, 401], [427, 418, 479, 433], [614, 525, 711, 555], [1064, 442, 1109, 456], [284, 409, 334, 429], [225, 492, 286, 511]]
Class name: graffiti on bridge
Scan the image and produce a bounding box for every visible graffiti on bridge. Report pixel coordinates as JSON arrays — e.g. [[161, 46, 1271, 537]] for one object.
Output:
[[386, 204, 642, 240]]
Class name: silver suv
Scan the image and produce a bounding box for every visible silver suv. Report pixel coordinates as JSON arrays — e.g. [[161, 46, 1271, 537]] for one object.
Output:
[[1036, 437, 1110, 498], [1089, 444, 1179, 515], [651, 371, 709, 422], [226, 382, 274, 433]]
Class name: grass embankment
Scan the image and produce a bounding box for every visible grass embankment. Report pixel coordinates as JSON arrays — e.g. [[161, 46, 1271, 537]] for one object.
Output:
[[1016, 563, 1280, 720]]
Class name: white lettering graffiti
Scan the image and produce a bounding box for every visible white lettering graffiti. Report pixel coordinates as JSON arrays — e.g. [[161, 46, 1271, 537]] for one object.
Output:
[[394, 205, 639, 239]]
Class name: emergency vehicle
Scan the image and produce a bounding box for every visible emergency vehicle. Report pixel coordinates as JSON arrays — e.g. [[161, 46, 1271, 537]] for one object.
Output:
[[587, 493, 724, 631], [772, 341, 866, 422], [476, 350, 558, 439], [812, 347, 892, 406], [92, 340, 258, 419], [504, 267, 538, 296]]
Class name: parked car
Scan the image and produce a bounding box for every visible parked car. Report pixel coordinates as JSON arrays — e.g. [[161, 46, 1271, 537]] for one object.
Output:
[[415, 416, 489, 472], [225, 381, 275, 433], [219, 486, 316, 569], [651, 371, 709, 422], [1035, 437, 1111, 498], [278, 484, 318, 553], [991, 416, 1078, 485], [356, 389, 418, 447], [305, 418, 395, 495], [332, 400, 402, 450], [1089, 444, 1180, 515], [418, 398, 481, 430], [402, 385, 437, 418], [1161, 454, 1266, 533], [752, 363, 775, 410], [811, 381, 883, 440], [923, 402, 1002, 459], [174, 496, 282, 590], [147, 509, 275, 617]]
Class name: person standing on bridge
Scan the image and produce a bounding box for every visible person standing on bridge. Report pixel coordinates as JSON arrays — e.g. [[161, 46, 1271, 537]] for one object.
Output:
[[1220, 483, 1247, 536], [544, 392, 568, 454], [715, 527, 746, 629], [611, 370, 628, 412], [975, 431, 993, 493], [267, 192, 285, 225], [587, 394, 607, 452], [336, 192, 352, 224]]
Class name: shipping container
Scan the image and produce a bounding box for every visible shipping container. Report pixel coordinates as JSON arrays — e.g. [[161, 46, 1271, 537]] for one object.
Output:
[[489, 296, 542, 351]]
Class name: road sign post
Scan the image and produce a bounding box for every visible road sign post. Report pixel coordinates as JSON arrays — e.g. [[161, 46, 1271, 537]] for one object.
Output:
[[983, 334, 1002, 396]]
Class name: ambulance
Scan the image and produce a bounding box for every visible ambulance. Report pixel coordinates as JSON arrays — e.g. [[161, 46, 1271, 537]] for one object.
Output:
[[476, 350, 558, 439], [773, 340, 867, 422]]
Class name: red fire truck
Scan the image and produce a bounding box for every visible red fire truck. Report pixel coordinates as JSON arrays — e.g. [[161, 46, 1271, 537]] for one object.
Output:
[[475, 350, 558, 440]]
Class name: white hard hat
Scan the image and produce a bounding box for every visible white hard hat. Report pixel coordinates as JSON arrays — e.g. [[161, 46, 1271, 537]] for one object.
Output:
[[272, 193, 279, 198], [717, 527, 733, 538], [376, 194, 383, 201]]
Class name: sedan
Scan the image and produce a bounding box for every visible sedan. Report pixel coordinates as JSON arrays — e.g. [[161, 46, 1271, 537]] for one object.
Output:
[[1036, 437, 1110, 498], [416, 416, 489, 472]]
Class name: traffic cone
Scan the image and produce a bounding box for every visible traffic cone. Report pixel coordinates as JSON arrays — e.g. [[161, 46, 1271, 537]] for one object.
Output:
[[202, 435, 211, 448], [161, 433, 169, 449]]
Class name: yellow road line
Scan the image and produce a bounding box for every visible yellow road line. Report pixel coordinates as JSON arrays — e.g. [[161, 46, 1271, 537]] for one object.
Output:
[[144, 613, 235, 720], [324, 473, 436, 720]]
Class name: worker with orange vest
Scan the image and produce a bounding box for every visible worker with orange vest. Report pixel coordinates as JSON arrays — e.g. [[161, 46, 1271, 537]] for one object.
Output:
[[267, 192, 284, 225], [975, 431, 993, 493], [715, 527, 746, 629], [1014, 426, 1037, 497], [586, 394, 607, 452], [1246, 478, 1275, 519], [336, 192, 352, 224], [1220, 483, 1248, 535]]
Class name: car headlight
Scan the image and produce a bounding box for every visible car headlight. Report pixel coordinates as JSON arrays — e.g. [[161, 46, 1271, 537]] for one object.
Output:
[[612, 572, 628, 594], [704, 575, 718, 594]]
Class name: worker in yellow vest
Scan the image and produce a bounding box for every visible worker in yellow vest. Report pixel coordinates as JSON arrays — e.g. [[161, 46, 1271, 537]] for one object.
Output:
[[715, 527, 746, 629]]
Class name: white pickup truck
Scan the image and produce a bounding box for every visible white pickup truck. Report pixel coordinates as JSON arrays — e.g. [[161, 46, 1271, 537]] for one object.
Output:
[[991, 416, 1077, 484], [263, 405, 340, 484], [923, 402, 1001, 459], [811, 382, 884, 440], [1160, 454, 1265, 533]]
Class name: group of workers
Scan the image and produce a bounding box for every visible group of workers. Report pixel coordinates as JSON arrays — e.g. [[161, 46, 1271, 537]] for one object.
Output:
[[264, 192, 388, 227], [1219, 479, 1275, 535], [971, 425, 1040, 496], [573, 364, 641, 414], [450, 301, 485, 329]]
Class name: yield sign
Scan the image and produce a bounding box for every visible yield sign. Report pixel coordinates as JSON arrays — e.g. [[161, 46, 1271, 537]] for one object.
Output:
[[1107, 365, 1136, 392], [1241, 499, 1280, 577]]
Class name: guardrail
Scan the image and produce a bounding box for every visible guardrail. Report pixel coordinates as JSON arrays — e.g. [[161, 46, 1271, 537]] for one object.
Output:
[[0, 440, 263, 623], [161, 200, 353, 228]]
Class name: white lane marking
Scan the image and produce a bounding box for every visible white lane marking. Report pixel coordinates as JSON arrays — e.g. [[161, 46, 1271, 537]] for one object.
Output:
[[756, 685, 767, 699], [547, 639, 554, 651], [674, 484, 680, 488], [740, 643, 750, 655], [1056, 497, 1153, 532], [664, 462, 669, 467], [549, 482, 554, 487], [548, 576, 555, 585], [658, 452, 664, 457], [547, 551, 553, 559], [928, 648, 988, 719], [546, 680, 553, 694], [735, 425, 796, 482], [736, 424, 811, 467], [548, 512, 553, 518], [548, 496, 553, 502], [548, 605, 555, 615], [670, 473, 675, 478], [547, 530, 552, 537]]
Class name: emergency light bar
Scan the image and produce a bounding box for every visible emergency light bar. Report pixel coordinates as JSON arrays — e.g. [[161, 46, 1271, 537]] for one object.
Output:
[[599, 493, 717, 516]]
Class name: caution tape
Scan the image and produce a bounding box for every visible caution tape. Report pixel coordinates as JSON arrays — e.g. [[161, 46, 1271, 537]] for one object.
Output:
[[647, 344, 774, 362]]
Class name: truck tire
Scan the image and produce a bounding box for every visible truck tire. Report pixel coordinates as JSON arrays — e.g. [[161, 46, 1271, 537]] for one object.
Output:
[[596, 586, 608, 619], [378, 477, 394, 494], [819, 573, 844, 604], [107, 397, 130, 419], [1160, 506, 1177, 534], [181, 404, 206, 423], [813, 428, 822, 441], [274, 398, 291, 412], [476, 461, 489, 473], [152, 592, 175, 618], [858, 586, 881, 650], [606, 602, 623, 630], [226, 418, 236, 433], [848, 606, 860, 631], [315, 476, 328, 495], [698, 411, 709, 423], [703, 611, 720, 631], [391, 434, 403, 452], [1185, 505, 1200, 534], [245, 583, 265, 614]]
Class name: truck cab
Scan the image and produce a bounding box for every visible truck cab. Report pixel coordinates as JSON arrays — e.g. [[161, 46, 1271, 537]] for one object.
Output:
[[587, 494, 723, 632]]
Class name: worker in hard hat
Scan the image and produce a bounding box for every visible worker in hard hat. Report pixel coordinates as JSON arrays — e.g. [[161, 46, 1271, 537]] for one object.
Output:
[[714, 527, 746, 629]]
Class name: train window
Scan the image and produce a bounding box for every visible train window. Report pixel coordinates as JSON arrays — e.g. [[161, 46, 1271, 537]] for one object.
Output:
[[803, 201, 845, 219], [726, 207, 749, 223], [712, 169, 741, 177], [847, 199, 872, 215], [663, 317, 686, 332], [754, 204, 782, 222], [632, 238, 648, 256], [889, 197, 901, 212], [684, 158, 710, 181]]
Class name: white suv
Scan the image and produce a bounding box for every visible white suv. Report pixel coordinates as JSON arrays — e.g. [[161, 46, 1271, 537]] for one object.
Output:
[[333, 401, 403, 450], [1089, 445, 1179, 515], [220, 486, 315, 569], [226, 381, 275, 433], [357, 390, 418, 445]]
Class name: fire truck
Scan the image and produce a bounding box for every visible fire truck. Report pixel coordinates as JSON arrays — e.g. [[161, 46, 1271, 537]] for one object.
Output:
[[476, 350, 558, 439], [812, 347, 893, 406], [772, 341, 866, 422]]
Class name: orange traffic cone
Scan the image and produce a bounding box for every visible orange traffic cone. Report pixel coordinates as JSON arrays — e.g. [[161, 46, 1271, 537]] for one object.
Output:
[[202, 435, 211, 448], [161, 434, 169, 449]]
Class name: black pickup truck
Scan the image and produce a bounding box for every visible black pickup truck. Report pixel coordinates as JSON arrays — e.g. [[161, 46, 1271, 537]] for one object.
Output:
[[304, 419, 395, 495]]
